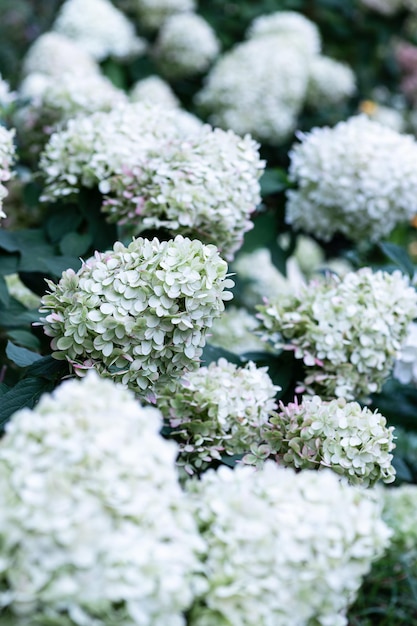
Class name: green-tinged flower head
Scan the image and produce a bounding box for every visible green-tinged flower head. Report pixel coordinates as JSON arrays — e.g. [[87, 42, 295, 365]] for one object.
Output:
[[187, 463, 391, 626], [102, 126, 264, 260], [209, 306, 266, 354], [257, 267, 417, 401], [260, 395, 396, 487], [158, 358, 279, 474], [382, 484, 417, 553], [40, 236, 233, 396], [0, 371, 205, 625]]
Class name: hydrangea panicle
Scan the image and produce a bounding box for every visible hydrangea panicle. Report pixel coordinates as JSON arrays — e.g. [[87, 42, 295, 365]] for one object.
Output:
[[157, 358, 279, 473], [187, 463, 391, 626], [53, 0, 146, 61], [40, 236, 234, 396], [254, 395, 396, 487], [257, 267, 417, 400], [153, 13, 220, 80], [0, 372, 204, 624], [286, 115, 417, 242]]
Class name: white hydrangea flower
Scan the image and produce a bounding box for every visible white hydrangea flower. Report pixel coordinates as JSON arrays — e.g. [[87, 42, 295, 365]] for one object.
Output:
[[153, 13, 220, 80], [247, 10, 321, 56], [393, 321, 417, 385], [382, 484, 417, 552], [263, 395, 396, 487], [286, 115, 417, 242], [40, 236, 233, 396], [358, 0, 403, 14], [132, 0, 195, 31], [233, 247, 305, 308], [209, 306, 266, 354], [257, 268, 417, 401], [306, 55, 356, 107], [22, 32, 100, 78], [195, 35, 310, 145], [187, 463, 391, 626], [102, 126, 264, 260], [53, 0, 146, 61], [39, 101, 202, 202], [0, 372, 204, 625], [158, 358, 279, 473], [0, 126, 15, 221], [130, 75, 180, 108], [16, 72, 127, 151], [0, 74, 16, 109]]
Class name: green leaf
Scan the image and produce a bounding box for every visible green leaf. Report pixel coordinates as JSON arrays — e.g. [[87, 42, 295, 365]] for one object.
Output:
[[59, 232, 92, 257], [0, 377, 52, 429], [0, 274, 9, 306], [260, 168, 289, 197], [378, 242, 415, 278], [6, 340, 42, 367], [25, 355, 69, 379], [7, 329, 41, 351], [0, 229, 20, 252], [201, 343, 243, 366], [45, 205, 83, 243], [0, 298, 40, 328]]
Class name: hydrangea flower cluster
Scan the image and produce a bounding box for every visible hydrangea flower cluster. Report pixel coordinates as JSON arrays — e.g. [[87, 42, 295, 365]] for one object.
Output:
[[209, 306, 266, 354], [102, 127, 264, 260], [157, 358, 279, 474], [39, 101, 202, 201], [153, 13, 220, 80], [40, 236, 233, 395], [196, 35, 309, 144], [132, 0, 195, 31], [130, 75, 180, 108], [257, 268, 417, 400], [359, 0, 403, 14], [0, 126, 15, 221], [187, 463, 391, 626], [0, 74, 16, 110], [196, 11, 356, 145], [382, 485, 417, 552], [22, 32, 100, 78], [286, 115, 417, 242], [0, 372, 204, 625], [393, 321, 417, 385], [16, 72, 127, 154], [306, 56, 356, 108], [258, 395, 396, 487], [233, 247, 304, 308], [52, 0, 146, 61], [247, 10, 321, 55]]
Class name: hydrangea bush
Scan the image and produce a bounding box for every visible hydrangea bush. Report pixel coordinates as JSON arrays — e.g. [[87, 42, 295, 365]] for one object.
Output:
[[40, 236, 233, 395], [2, 1, 417, 622]]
